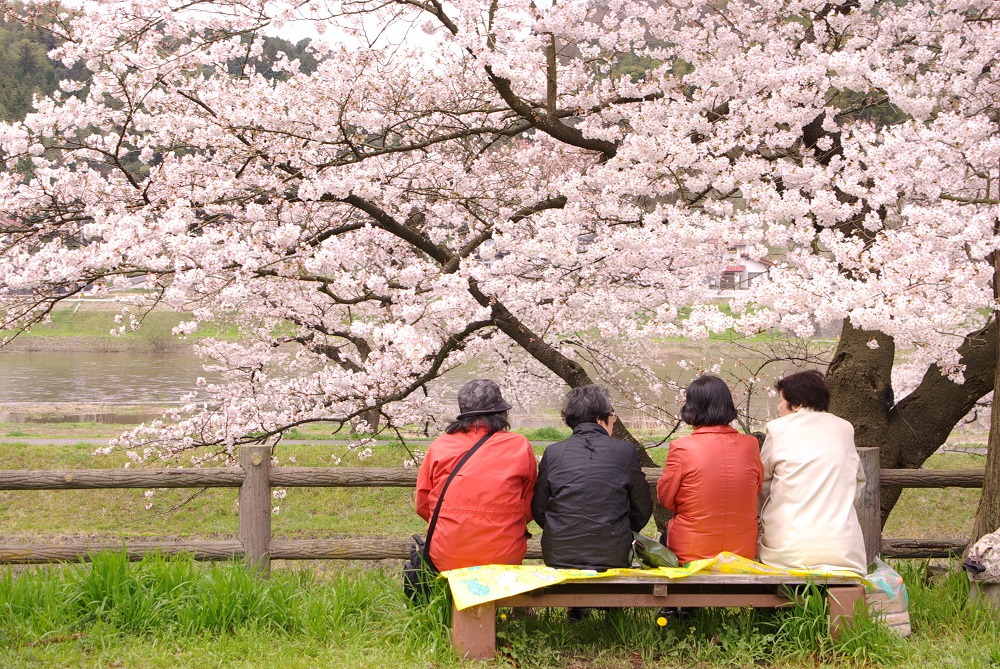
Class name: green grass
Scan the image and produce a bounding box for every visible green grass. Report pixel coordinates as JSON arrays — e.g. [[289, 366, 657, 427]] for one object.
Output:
[[0, 419, 397, 441], [1, 422, 126, 440], [519, 426, 572, 442], [0, 552, 455, 668], [0, 441, 430, 541], [1, 553, 997, 668], [0, 420, 669, 448], [0, 437, 670, 543], [882, 453, 985, 541], [0, 432, 996, 667], [2, 301, 241, 350]]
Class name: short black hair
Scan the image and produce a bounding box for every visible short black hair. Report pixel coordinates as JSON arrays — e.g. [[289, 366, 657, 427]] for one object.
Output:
[[680, 375, 737, 427], [775, 369, 829, 412], [561, 385, 615, 429], [445, 411, 510, 435]]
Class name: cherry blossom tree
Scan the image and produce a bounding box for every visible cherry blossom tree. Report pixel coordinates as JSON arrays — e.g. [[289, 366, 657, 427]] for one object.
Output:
[[1, 0, 999, 534]]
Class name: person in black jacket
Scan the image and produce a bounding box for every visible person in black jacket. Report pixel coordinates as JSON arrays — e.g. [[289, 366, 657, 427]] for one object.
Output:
[[532, 385, 653, 571]]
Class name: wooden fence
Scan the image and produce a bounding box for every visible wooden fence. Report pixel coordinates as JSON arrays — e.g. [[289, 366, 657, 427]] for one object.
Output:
[[0, 446, 983, 572]]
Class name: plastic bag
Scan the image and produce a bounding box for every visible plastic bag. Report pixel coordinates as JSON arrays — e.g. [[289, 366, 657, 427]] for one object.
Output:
[[864, 557, 911, 637]]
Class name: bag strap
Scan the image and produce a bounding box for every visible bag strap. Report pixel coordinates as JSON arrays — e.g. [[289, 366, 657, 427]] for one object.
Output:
[[424, 431, 494, 555]]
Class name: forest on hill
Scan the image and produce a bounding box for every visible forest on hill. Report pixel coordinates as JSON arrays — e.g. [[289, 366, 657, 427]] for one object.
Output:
[[0, 11, 318, 123]]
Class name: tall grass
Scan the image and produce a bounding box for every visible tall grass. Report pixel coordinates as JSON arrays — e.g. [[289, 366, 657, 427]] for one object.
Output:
[[2, 555, 999, 668], [0, 552, 451, 664], [493, 584, 906, 668]]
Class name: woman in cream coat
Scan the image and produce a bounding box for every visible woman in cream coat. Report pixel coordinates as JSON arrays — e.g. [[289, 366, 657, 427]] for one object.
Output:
[[758, 370, 868, 574]]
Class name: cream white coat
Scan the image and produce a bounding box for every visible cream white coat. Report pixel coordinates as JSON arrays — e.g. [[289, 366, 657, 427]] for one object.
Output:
[[758, 408, 867, 574]]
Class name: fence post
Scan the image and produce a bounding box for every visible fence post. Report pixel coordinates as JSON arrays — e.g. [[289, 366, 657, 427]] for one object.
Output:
[[239, 445, 271, 577], [856, 447, 881, 566]]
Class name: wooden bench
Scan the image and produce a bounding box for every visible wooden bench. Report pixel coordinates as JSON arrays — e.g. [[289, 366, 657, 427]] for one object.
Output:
[[451, 574, 866, 659]]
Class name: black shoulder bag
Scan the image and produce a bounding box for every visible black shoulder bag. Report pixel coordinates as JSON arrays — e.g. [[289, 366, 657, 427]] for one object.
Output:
[[404, 432, 493, 604]]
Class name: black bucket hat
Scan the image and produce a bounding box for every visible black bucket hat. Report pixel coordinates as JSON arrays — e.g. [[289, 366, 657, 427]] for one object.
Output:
[[456, 379, 513, 419]]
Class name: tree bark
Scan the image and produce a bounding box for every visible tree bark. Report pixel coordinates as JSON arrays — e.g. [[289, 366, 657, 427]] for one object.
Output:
[[972, 232, 1000, 543], [827, 321, 896, 456], [828, 319, 996, 526], [972, 352, 1000, 541]]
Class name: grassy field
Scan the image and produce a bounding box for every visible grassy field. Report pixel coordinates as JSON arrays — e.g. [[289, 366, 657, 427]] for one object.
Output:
[[0, 436, 647, 542], [2, 300, 239, 352]]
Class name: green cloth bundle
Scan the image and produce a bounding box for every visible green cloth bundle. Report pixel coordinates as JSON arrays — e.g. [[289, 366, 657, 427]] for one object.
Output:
[[632, 532, 679, 568]]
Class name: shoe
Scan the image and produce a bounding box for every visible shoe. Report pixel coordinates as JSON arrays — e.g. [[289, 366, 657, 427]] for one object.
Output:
[[509, 606, 536, 620]]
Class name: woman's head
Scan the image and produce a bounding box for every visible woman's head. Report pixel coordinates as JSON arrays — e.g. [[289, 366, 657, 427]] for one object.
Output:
[[445, 379, 512, 434], [680, 375, 737, 427], [774, 369, 829, 414], [561, 385, 616, 429]]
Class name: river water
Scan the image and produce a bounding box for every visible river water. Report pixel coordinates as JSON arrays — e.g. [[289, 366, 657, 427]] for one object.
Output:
[[0, 347, 804, 428], [0, 351, 207, 423]]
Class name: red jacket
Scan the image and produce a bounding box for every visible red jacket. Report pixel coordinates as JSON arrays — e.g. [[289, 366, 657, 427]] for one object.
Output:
[[415, 429, 537, 572], [656, 425, 763, 564]]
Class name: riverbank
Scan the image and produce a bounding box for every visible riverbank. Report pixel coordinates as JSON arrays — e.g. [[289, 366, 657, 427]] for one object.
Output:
[[2, 300, 236, 353]]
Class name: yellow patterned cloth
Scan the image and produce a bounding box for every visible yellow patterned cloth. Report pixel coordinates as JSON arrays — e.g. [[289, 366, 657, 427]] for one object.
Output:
[[442, 552, 863, 610]]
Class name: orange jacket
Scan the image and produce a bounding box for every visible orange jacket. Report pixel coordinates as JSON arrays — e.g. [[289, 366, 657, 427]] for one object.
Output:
[[415, 429, 537, 572], [656, 425, 763, 564]]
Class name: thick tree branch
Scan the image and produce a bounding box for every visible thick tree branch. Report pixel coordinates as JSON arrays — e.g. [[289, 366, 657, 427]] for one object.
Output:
[[485, 66, 619, 159]]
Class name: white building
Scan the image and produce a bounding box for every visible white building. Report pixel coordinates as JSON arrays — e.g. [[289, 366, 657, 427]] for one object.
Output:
[[708, 244, 774, 292]]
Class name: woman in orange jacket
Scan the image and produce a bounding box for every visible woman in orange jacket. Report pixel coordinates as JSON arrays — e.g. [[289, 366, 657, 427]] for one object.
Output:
[[657, 375, 763, 564], [415, 379, 537, 572]]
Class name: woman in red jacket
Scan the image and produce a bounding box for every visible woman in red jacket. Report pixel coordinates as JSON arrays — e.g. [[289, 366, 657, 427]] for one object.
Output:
[[657, 375, 763, 564], [415, 379, 537, 572]]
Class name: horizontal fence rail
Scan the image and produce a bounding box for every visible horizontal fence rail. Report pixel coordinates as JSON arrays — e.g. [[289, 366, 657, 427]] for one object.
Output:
[[0, 445, 985, 566], [1, 467, 983, 491], [0, 539, 541, 565], [880, 539, 969, 559], [878, 469, 984, 489], [0, 468, 246, 490]]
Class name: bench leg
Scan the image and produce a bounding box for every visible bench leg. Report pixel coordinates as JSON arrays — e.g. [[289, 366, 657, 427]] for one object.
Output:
[[451, 601, 496, 660], [827, 585, 866, 641]]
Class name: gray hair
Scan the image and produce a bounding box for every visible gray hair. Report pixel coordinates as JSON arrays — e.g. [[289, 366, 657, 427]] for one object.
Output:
[[561, 385, 614, 429]]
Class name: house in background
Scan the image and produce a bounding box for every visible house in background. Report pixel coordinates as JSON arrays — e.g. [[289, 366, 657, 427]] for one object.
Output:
[[707, 243, 775, 293]]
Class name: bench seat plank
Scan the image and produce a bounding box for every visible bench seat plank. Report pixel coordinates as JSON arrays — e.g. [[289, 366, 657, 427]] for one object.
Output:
[[552, 574, 860, 586], [451, 577, 866, 660], [500, 592, 792, 607]]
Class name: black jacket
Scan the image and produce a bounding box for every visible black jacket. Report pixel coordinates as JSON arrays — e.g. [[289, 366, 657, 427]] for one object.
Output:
[[531, 422, 653, 569]]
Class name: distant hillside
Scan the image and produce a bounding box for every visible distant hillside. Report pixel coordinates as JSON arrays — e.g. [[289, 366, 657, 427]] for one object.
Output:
[[0, 16, 70, 122], [0, 14, 320, 123]]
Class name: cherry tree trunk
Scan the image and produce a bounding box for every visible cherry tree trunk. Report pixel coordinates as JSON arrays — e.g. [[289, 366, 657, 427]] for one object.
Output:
[[971, 241, 1000, 543], [829, 319, 997, 527], [971, 372, 1000, 542]]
